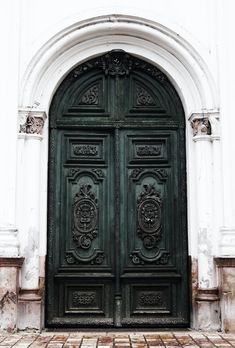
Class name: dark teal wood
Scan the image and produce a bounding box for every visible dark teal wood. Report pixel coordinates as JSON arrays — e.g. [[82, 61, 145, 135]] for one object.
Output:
[[46, 51, 189, 327]]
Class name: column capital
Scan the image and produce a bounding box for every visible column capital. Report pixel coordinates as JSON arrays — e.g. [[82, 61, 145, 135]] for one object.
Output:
[[18, 108, 47, 136], [189, 110, 220, 138]]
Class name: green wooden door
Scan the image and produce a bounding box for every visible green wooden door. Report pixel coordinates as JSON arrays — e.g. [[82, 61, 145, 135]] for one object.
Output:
[[47, 51, 189, 327]]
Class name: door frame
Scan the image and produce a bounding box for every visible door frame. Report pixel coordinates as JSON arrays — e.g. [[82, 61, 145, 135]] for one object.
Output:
[[17, 14, 220, 330]]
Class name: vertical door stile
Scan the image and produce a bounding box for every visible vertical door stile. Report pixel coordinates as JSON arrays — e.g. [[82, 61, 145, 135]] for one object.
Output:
[[114, 126, 121, 327]]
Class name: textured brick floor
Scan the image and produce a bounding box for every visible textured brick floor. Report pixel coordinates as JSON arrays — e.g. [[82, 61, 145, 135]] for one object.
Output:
[[0, 332, 235, 348]]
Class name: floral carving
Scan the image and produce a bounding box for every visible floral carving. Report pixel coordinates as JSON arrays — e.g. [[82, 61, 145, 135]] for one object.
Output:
[[130, 168, 144, 179], [72, 184, 98, 249], [136, 87, 154, 106], [73, 145, 98, 157], [138, 292, 163, 306], [136, 145, 161, 156], [191, 117, 211, 136], [20, 115, 44, 134], [137, 184, 162, 249], [79, 85, 99, 105]]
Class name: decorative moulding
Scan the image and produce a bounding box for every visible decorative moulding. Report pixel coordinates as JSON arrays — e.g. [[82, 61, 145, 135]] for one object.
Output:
[[0, 257, 24, 268], [215, 257, 235, 267], [18, 108, 47, 136], [195, 287, 219, 302]]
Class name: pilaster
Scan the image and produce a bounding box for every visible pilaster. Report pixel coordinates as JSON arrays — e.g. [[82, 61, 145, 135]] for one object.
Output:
[[16, 108, 46, 330], [190, 111, 221, 330]]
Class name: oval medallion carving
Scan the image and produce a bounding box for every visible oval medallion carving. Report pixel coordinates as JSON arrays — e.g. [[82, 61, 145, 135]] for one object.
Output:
[[137, 184, 162, 249], [74, 199, 97, 233], [72, 184, 98, 249], [138, 198, 161, 233]]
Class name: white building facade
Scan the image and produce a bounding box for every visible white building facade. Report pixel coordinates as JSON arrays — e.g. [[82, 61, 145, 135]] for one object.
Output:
[[0, 0, 235, 332]]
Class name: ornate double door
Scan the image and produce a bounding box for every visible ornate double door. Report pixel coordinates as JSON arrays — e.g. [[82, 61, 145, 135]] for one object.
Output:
[[47, 51, 189, 327]]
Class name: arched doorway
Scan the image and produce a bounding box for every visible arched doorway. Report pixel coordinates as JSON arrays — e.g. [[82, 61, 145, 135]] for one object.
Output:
[[46, 50, 189, 327]]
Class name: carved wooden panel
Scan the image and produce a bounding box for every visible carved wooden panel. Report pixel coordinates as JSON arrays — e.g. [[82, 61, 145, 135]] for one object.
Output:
[[65, 285, 107, 314]]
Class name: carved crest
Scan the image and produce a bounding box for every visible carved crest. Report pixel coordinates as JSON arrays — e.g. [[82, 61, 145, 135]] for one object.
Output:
[[73, 50, 167, 81], [72, 184, 98, 249], [137, 184, 162, 249]]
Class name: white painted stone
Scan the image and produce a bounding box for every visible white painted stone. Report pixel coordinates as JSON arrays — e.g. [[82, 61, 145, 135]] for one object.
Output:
[[0, 227, 19, 257]]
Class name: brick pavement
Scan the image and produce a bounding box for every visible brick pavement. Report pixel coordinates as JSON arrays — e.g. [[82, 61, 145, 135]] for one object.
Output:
[[0, 332, 235, 348]]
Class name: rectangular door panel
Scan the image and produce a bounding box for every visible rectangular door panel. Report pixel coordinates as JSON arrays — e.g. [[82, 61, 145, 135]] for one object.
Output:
[[47, 130, 115, 326], [119, 129, 188, 326]]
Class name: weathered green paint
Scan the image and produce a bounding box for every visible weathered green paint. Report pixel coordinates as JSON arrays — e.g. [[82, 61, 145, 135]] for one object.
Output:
[[47, 51, 189, 327]]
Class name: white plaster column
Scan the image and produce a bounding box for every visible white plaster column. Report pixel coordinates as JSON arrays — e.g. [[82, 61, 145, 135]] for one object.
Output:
[[190, 112, 220, 330], [17, 109, 46, 290], [191, 113, 214, 288]]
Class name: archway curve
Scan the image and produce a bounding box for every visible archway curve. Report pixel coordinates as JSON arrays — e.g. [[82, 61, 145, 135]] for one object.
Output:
[[20, 14, 218, 117]]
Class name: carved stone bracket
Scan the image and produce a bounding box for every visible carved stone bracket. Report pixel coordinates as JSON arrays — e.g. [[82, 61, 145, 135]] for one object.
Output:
[[18, 109, 46, 135]]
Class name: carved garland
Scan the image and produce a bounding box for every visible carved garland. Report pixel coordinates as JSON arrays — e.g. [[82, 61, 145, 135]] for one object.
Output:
[[72, 184, 98, 250]]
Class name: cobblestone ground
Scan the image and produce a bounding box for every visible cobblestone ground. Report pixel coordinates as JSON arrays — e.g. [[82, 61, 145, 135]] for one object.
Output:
[[1, 332, 235, 348]]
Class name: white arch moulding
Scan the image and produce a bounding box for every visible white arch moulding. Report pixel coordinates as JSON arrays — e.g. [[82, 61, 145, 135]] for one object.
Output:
[[17, 14, 221, 329]]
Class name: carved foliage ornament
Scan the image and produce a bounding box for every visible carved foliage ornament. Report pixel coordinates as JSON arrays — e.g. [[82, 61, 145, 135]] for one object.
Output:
[[138, 292, 163, 306], [73, 51, 167, 81], [72, 184, 98, 249], [72, 291, 96, 307], [79, 85, 99, 105], [137, 184, 162, 249], [20, 115, 45, 135], [136, 87, 155, 106], [136, 145, 161, 156], [73, 144, 98, 157], [191, 117, 211, 136]]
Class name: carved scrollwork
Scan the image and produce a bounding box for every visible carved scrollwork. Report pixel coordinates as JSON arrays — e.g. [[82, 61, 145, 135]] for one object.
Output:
[[137, 184, 162, 249], [154, 168, 168, 181], [73, 144, 98, 157], [138, 292, 163, 306], [72, 184, 98, 249], [65, 250, 105, 265], [130, 168, 144, 179], [73, 50, 167, 82], [68, 168, 80, 177], [91, 168, 105, 179], [136, 145, 161, 156], [79, 85, 99, 105], [130, 251, 169, 265], [72, 292, 96, 306], [136, 87, 154, 106]]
